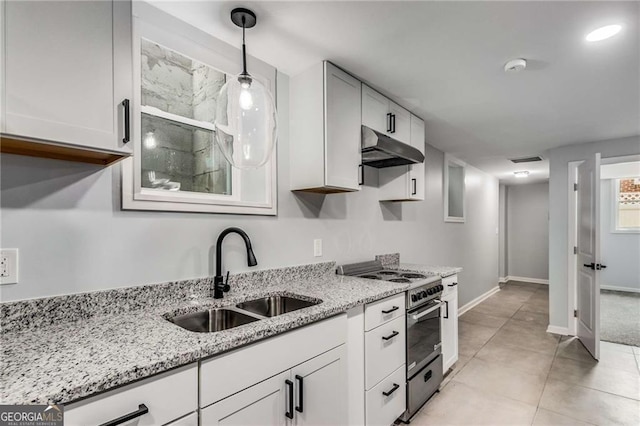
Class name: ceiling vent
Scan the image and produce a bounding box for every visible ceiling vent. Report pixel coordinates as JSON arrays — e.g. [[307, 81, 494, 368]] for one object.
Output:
[[509, 156, 543, 164]]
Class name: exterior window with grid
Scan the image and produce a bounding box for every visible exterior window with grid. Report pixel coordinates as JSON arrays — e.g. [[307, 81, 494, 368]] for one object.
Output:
[[615, 177, 640, 232]]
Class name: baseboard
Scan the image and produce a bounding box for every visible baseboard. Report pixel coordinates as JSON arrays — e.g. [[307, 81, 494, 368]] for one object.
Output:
[[601, 285, 640, 293], [547, 325, 571, 335], [505, 275, 549, 285], [458, 285, 501, 316], [498, 276, 507, 284]]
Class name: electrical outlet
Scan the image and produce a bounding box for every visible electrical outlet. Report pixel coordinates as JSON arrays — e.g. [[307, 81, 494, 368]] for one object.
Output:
[[0, 249, 19, 285], [313, 239, 323, 257]]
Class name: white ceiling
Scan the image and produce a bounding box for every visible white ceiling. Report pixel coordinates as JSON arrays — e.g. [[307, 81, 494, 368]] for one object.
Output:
[[149, 0, 640, 185]]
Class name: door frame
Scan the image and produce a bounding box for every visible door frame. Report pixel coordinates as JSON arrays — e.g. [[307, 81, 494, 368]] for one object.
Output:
[[567, 153, 640, 336]]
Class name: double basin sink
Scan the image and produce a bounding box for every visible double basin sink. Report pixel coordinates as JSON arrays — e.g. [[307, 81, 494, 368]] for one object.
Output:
[[167, 295, 321, 333]]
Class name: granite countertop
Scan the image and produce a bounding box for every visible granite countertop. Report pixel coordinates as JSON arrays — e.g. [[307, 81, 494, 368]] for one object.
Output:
[[0, 264, 408, 406], [397, 263, 462, 278]]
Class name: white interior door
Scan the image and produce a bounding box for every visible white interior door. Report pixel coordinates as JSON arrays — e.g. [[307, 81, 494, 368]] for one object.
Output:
[[576, 153, 601, 360]]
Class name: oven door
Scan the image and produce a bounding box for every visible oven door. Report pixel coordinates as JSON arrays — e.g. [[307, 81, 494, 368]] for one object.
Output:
[[406, 300, 442, 378]]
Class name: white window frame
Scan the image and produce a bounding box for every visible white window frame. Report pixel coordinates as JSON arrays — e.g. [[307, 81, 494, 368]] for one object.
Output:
[[122, 3, 277, 215], [612, 178, 640, 233], [443, 153, 466, 223]]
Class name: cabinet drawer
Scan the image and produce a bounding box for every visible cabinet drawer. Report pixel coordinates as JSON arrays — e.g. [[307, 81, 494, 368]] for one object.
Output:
[[365, 365, 406, 426], [365, 293, 404, 331], [442, 275, 458, 295], [166, 412, 198, 426], [64, 364, 197, 426], [365, 316, 405, 389]]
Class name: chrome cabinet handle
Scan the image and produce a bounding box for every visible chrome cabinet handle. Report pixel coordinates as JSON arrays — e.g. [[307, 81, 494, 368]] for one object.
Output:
[[99, 404, 148, 426]]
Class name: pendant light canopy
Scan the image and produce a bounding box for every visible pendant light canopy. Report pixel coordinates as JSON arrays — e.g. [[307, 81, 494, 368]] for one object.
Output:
[[215, 8, 277, 170]]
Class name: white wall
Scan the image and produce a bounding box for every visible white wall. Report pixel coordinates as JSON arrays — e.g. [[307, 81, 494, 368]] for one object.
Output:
[[0, 72, 500, 306], [600, 179, 640, 292], [548, 135, 640, 329], [498, 184, 507, 279], [506, 182, 549, 281]]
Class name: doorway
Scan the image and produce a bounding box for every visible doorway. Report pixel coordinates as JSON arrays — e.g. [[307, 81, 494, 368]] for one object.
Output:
[[568, 155, 640, 357]]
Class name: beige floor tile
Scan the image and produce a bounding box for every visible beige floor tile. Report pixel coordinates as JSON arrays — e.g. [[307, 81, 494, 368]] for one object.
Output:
[[458, 322, 500, 356], [468, 302, 520, 319], [634, 346, 640, 355], [490, 290, 534, 304], [511, 309, 549, 327], [452, 358, 547, 405], [441, 355, 472, 389], [459, 310, 509, 328], [528, 292, 550, 303], [557, 337, 639, 373], [519, 299, 549, 314], [475, 340, 555, 376], [488, 321, 559, 355], [532, 408, 595, 426], [601, 340, 635, 354], [412, 381, 537, 426], [539, 378, 640, 426], [548, 356, 640, 400]]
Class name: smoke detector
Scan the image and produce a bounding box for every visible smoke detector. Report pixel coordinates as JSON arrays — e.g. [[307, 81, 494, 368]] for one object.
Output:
[[504, 58, 527, 73]]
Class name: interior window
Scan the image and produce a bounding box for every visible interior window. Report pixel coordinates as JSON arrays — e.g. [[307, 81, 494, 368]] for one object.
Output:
[[615, 177, 640, 231]]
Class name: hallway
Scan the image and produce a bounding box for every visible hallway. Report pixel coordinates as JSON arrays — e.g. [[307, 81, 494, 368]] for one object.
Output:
[[413, 281, 640, 425]]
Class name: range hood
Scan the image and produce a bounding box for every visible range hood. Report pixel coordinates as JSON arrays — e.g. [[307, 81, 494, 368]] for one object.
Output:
[[361, 126, 424, 168]]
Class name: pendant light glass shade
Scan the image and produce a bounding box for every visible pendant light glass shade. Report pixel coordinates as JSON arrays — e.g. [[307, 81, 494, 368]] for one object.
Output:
[[215, 74, 277, 169], [214, 8, 277, 170]]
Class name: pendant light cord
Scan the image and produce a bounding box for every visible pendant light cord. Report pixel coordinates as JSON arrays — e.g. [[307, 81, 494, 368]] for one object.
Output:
[[241, 16, 248, 76]]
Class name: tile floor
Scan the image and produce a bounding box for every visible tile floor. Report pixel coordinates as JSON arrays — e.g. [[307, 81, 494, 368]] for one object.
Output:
[[412, 281, 640, 426]]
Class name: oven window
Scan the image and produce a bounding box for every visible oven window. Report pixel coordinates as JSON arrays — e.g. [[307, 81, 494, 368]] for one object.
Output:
[[407, 305, 441, 375]]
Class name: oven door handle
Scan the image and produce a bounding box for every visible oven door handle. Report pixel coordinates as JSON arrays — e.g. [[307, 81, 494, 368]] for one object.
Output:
[[411, 300, 443, 320]]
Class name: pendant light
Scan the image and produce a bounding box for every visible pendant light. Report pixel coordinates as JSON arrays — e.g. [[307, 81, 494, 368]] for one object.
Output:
[[214, 8, 277, 170]]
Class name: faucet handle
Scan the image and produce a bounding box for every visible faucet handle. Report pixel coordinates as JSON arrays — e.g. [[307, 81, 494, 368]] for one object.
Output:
[[222, 271, 230, 293]]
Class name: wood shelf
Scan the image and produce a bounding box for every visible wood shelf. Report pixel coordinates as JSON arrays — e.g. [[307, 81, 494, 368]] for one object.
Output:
[[0, 135, 130, 166]]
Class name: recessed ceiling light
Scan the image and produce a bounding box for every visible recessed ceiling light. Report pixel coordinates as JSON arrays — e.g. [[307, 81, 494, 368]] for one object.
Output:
[[514, 171, 530, 178], [504, 58, 527, 73], [586, 24, 622, 42]]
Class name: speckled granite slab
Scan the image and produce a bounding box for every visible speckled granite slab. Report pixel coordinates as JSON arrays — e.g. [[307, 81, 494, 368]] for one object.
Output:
[[0, 262, 408, 406], [374, 253, 462, 277], [0, 262, 335, 334], [398, 263, 462, 277]]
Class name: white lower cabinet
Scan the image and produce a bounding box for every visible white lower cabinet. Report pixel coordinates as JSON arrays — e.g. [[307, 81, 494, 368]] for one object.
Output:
[[441, 275, 459, 373], [201, 371, 289, 425], [348, 294, 407, 425], [64, 364, 197, 426], [166, 412, 198, 426], [202, 345, 347, 425], [365, 365, 406, 426]]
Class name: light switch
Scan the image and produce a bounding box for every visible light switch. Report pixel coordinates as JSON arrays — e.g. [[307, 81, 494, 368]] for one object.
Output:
[[0, 249, 19, 285], [313, 239, 323, 257]]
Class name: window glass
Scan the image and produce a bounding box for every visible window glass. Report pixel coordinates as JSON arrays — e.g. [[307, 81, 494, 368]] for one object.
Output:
[[140, 39, 232, 196], [616, 177, 640, 230]]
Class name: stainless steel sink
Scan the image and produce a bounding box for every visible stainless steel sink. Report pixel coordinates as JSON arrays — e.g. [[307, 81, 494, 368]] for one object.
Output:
[[236, 295, 320, 317], [169, 308, 259, 333]]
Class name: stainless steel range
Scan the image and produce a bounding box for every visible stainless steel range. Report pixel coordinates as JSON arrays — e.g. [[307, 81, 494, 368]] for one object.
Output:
[[337, 260, 444, 423]]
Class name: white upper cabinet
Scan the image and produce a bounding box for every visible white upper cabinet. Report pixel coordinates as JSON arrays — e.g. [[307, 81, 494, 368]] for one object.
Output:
[[2, 0, 132, 155], [362, 84, 411, 145], [379, 114, 425, 201], [290, 61, 362, 193]]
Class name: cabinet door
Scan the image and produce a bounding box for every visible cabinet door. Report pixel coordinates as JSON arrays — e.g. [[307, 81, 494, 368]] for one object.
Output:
[[388, 102, 411, 144], [165, 412, 198, 426], [408, 115, 425, 201], [362, 84, 390, 134], [291, 345, 347, 426], [441, 287, 459, 373], [4, 0, 132, 153], [201, 371, 289, 426], [324, 62, 362, 190]]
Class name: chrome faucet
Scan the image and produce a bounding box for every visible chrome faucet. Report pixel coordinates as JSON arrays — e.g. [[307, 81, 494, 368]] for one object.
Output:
[[214, 227, 257, 299]]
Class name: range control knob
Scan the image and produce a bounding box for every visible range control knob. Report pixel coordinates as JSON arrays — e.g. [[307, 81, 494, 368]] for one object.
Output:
[[422, 290, 429, 297], [411, 294, 418, 302], [426, 288, 432, 295]]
